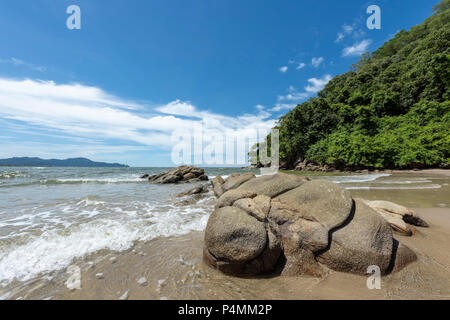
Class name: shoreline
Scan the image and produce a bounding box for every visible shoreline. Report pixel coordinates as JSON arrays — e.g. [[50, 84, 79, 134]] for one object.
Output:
[[2, 207, 449, 300], [281, 168, 450, 176], [0, 169, 449, 300]]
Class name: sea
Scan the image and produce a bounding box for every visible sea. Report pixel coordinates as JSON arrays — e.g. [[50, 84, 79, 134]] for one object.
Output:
[[0, 166, 448, 290]]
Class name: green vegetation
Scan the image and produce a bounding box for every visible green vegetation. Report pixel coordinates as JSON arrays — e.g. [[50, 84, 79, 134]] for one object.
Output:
[[261, 0, 450, 170]]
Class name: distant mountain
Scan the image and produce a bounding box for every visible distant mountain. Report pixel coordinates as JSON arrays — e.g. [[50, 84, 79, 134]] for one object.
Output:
[[0, 157, 129, 167]]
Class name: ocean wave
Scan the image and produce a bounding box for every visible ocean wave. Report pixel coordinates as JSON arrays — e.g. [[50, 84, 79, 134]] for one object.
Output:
[[0, 196, 214, 285], [375, 179, 433, 184], [0, 178, 145, 188], [40, 177, 146, 184], [0, 171, 30, 179], [345, 184, 442, 190], [330, 173, 391, 184]]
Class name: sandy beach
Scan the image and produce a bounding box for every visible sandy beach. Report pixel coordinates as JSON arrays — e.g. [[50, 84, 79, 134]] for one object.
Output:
[[0, 168, 449, 300], [2, 206, 448, 300]]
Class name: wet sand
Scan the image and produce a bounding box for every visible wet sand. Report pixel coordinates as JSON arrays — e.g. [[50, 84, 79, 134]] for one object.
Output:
[[3, 207, 450, 300]]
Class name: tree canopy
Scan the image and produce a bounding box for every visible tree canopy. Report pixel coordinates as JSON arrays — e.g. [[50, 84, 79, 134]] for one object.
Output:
[[263, 0, 449, 170]]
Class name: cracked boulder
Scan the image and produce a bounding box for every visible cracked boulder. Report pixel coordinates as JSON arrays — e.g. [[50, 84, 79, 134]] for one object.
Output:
[[204, 174, 418, 277], [238, 172, 308, 197], [204, 206, 281, 275]]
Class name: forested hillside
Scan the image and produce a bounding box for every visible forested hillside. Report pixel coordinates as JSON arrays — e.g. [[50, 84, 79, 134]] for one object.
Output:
[[269, 0, 449, 170]]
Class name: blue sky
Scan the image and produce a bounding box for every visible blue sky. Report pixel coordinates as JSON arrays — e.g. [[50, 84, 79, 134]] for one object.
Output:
[[0, 0, 439, 166]]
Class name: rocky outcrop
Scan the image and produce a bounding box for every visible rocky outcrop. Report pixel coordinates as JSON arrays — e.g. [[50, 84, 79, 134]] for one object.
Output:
[[177, 185, 209, 197], [211, 176, 225, 197], [143, 166, 208, 184], [361, 200, 429, 236], [294, 159, 335, 172], [204, 173, 421, 277]]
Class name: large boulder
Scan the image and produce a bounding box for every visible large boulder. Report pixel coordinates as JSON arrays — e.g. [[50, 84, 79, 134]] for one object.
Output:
[[233, 198, 266, 222], [390, 240, 418, 273], [216, 189, 256, 208], [203, 174, 417, 277], [222, 172, 256, 192], [146, 166, 208, 184], [211, 176, 225, 197], [267, 180, 354, 276], [253, 195, 271, 217], [278, 218, 329, 276], [205, 206, 267, 262], [274, 180, 353, 230], [203, 206, 280, 275], [238, 173, 308, 197], [316, 200, 395, 275]]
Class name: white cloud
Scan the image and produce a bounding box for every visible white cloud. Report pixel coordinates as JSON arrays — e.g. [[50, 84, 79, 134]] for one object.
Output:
[[275, 74, 332, 110], [352, 29, 366, 38], [342, 39, 372, 57], [289, 60, 306, 70], [342, 24, 354, 34], [279, 66, 288, 73], [334, 24, 366, 44], [311, 57, 324, 68], [0, 57, 46, 72], [334, 23, 366, 43], [269, 103, 296, 112], [278, 85, 309, 101], [335, 32, 345, 43], [305, 74, 332, 93], [155, 100, 197, 117], [295, 62, 306, 70], [0, 78, 276, 153]]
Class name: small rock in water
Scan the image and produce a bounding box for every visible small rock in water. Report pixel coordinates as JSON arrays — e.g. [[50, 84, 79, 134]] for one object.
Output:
[[160, 296, 168, 300], [43, 297, 53, 300], [137, 277, 148, 286], [95, 273, 104, 279], [119, 290, 129, 300]]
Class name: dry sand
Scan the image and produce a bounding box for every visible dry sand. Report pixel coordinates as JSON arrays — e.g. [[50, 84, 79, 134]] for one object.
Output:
[[4, 207, 449, 300]]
